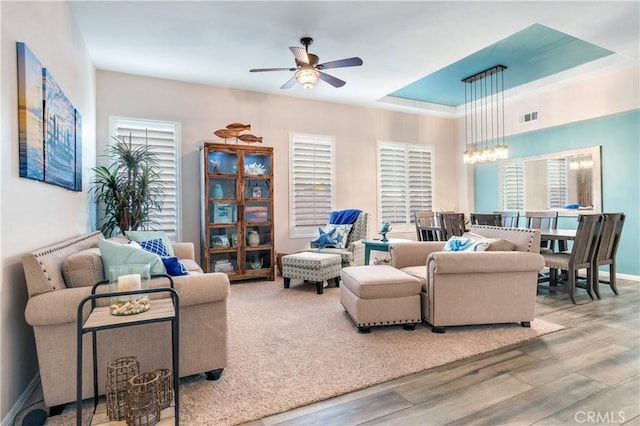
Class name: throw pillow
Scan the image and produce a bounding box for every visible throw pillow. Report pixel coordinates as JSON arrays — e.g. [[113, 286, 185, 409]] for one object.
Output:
[[62, 248, 105, 288], [125, 230, 175, 256], [443, 236, 489, 252], [161, 257, 190, 276], [311, 227, 338, 249], [462, 232, 516, 251], [98, 238, 166, 277], [324, 224, 353, 249], [139, 238, 170, 257]]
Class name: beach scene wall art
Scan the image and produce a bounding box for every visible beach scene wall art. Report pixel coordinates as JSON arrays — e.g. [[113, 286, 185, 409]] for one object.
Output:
[[17, 42, 82, 191]]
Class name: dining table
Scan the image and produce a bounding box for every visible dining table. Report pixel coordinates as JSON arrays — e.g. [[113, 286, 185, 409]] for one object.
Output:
[[539, 228, 576, 252]]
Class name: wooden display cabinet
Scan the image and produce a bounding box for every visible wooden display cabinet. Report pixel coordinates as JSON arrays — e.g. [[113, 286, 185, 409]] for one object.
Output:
[[200, 142, 274, 281]]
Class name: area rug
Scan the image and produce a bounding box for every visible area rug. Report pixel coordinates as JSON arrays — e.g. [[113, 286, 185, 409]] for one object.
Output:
[[46, 278, 562, 425]]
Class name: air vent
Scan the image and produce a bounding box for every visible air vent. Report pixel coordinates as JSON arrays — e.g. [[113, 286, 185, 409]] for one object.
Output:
[[520, 111, 539, 123]]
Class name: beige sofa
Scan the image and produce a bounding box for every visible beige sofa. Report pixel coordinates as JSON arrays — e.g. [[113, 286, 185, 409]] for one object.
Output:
[[390, 225, 545, 332], [22, 231, 230, 408]]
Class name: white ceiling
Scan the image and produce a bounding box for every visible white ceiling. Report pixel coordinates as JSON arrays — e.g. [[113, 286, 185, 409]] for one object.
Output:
[[69, 1, 640, 115]]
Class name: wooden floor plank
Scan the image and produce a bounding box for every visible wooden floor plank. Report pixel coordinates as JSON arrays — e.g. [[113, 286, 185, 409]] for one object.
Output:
[[578, 347, 640, 386], [447, 373, 607, 426], [532, 375, 640, 425]]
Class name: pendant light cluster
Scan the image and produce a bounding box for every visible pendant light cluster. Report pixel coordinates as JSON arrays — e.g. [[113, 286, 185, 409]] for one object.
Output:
[[462, 65, 509, 164]]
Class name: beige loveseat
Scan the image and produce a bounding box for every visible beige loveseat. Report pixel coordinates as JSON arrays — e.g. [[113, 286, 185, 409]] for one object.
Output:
[[390, 225, 544, 332], [22, 231, 230, 408]]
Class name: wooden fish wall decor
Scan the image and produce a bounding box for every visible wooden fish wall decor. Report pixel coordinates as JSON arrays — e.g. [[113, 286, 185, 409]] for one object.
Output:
[[213, 122, 262, 144]]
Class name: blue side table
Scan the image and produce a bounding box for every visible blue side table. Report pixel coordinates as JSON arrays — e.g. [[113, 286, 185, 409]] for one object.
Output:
[[362, 238, 411, 265]]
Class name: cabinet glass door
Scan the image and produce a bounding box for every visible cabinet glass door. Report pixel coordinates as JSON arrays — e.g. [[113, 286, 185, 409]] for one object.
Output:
[[208, 151, 237, 174], [244, 153, 271, 175]]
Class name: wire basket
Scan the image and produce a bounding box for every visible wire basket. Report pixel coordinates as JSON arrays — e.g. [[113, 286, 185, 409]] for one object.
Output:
[[126, 372, 161, 426], [105, 356, 139, 421], [155, 368, 173, 410]]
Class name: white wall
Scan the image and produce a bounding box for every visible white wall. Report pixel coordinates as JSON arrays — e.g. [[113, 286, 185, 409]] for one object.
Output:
[[96, 71, 457, 254], [0, 1, 95, 420]]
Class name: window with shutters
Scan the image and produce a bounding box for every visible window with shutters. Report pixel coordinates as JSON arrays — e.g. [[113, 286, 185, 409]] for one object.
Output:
[[547, 158, 568, 209], [377, 141, 434, 227], [109, 117, 181, 241], [499, 161, 525, 211], [289, 133, 335, 238]]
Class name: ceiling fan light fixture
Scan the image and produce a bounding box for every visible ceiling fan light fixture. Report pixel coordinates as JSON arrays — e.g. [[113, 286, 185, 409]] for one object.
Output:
[[295, 68, 319, 90]]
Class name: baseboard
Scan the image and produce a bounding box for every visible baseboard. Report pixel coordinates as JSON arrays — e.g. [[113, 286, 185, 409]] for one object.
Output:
[[597, 271, 640, 282], [1, 373, 41, 426]]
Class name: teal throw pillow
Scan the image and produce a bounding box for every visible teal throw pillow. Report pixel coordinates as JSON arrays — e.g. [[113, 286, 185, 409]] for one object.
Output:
[[98, 238, 167, 277], [125, 231, 175, 256]]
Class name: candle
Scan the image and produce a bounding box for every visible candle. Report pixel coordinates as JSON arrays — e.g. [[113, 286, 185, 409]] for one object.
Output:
[[117, 273, 141, 292]]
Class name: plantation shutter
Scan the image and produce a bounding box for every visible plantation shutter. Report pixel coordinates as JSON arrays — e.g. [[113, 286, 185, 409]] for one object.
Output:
[[547, 158, 568, 209], [408, 148, 433, 216], [500, 161, 524, 211], [378, 142, 434, 225], [110, 117, 181, 241], [289, 133, 334, 238]]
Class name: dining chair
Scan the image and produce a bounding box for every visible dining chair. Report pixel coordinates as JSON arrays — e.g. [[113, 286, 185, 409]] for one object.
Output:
[[525, 210, 560, 253], [470, 213, 502, 227], [542, 214, 603, 304], [414, 211, 439, 241], [592, 213, 625, 298], [439, 212, 466, 241], [494, 211, 520, 227]]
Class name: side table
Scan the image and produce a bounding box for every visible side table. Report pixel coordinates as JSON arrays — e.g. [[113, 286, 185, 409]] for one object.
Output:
[[76, 275, 179, 425], [362, 238, 411, 265]]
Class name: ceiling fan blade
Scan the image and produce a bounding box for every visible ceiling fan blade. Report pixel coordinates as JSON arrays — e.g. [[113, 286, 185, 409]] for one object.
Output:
[[318, 72, 346, 88], [289, 46, 309, 64], [317, 57, 363, 70], [280, 76, 297, 89], [250, 67, 296, 72]]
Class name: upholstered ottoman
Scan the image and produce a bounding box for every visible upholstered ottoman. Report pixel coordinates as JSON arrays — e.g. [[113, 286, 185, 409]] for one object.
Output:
[[340, 265, 421, 333], [282, 252, 342, 294]]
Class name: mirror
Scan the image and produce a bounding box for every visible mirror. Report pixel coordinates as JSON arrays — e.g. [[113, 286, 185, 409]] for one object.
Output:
[[498, 146, 602, 216]]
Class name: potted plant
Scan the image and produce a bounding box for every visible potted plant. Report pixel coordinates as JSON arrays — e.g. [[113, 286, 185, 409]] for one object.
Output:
[[90, 132, 165, 237]]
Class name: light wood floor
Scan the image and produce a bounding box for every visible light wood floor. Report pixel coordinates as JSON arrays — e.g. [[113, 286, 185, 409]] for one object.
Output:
[[254, 278, 640, 426]]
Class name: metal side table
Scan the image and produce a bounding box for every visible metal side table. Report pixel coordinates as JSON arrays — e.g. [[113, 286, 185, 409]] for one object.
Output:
[[76, 275, 179, 425]]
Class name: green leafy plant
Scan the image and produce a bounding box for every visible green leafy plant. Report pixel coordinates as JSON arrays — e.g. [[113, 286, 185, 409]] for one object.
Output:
[[90, 133, 165, 237]]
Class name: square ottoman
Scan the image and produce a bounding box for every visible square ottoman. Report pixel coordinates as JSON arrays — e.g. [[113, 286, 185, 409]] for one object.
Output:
[[340, 265, 421, 333], [282, 252, 342, 294]]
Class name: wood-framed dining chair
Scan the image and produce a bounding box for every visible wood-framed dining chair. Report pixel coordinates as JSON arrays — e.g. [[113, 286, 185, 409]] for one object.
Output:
[[592, 213, 625, 298], [414, 211, 439, 241], [470, 213, 502, 227], [525, 210, 560, 253], [542, 214, 603, 304], [494, 211, 520, 227], [439, 212, 466, 241]]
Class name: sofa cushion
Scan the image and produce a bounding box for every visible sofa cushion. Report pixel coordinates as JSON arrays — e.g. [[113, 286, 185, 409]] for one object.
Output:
[[463, 232, 516, 252], [443, 236, 489, 252], [98, 238, 166, 277], [62, 248, 105, 288], [340, 265, 421, 299], [125, 230, 175, 256]]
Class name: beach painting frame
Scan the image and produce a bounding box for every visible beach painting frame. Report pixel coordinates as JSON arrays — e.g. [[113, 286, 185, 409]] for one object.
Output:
[[17, 42, 82, 191], [17, 42, 44, 181]]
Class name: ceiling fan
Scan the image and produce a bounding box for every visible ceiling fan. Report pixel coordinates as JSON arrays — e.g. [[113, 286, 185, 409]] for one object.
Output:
[[250, 37, 363, 90]]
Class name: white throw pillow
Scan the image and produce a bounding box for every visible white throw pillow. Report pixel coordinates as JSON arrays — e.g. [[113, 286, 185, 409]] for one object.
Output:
[[443, 236, 489, 252], [324, 224, 353, 249]]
